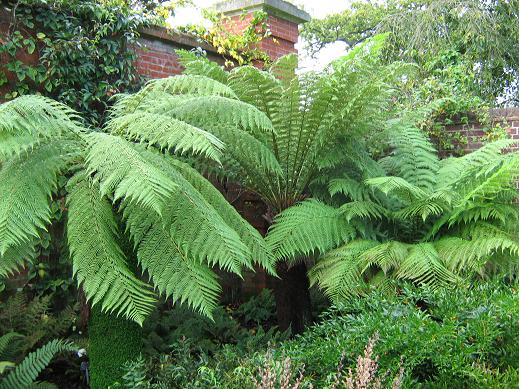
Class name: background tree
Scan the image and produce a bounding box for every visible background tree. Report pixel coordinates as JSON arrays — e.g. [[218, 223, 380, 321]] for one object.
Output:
[[301, 0, 519, 106]]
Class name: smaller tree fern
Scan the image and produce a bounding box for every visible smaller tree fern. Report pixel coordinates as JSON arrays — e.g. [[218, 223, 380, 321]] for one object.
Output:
[[267, 106, 519, 302]]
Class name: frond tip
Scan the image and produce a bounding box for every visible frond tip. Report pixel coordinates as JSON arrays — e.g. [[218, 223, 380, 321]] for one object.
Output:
[[67, 173, 156, 325]]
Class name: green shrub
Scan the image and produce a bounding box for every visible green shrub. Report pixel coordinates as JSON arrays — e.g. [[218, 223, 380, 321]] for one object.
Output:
[[278, 280, 519, 387], [125, 280, 518, 388]]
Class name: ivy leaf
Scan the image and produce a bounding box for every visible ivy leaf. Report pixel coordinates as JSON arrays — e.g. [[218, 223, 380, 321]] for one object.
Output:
[[24, 39, 36, 54]]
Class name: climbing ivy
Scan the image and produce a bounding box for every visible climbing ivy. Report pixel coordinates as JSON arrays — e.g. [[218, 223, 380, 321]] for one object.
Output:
[[180, 9, 272, 67], [0, 0, 152, 126]]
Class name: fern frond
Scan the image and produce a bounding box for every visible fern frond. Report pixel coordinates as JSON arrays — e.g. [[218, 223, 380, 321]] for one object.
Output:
[[205, 123, 282, 177], [176, 50, 229, 83], [0, 95, 81, 138], [359, 240, 409, 274], [0, 143, 69, 254], [338, 201, 387, 222], [0, 243, 37, 278], [328, 177, 373, 201], [381, 119, 439, 191], [365, 176, 428, 203], [435, 232, 519, 275], [67, 173, 156, 324], [269, 54, 298, 85], [458, 153, 519, 203], [106, 111, 224, 162], [86, 133, 178, 215], [0, 333, 22, 360], [394, 243, 458, 287], [0, 339, 75, 389], [143, 75, 237, 98], [167, 159, 276, 274], [124, 152, 253, 275], [228, 65, 281, 117], [149, 95, 275, 135], [309, 240, 378, 301], [135, 219, 221, 318], [0, 134, 42, 161], [267, 199, 357, 260], [448, 202, 519, 227], [437, 139, 517, 187], [394, 192, 451, 221]]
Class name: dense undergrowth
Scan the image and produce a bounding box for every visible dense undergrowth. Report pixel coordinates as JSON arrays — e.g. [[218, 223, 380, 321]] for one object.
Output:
[[109, 279, 519, 388]]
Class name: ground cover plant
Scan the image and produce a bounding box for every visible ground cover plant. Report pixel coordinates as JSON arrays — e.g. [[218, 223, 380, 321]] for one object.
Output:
[[115, 280, 519, 388]]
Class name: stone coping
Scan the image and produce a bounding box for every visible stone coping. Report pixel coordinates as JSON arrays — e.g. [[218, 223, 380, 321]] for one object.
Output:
[[138, 26, 218, 54], [213, 0, 311, 24]]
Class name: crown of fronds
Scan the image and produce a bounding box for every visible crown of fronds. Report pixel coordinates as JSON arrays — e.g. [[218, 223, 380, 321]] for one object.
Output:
[[268, 99, 519, 302], [173, 38, 407, 211], [0, 91, 275, 324]]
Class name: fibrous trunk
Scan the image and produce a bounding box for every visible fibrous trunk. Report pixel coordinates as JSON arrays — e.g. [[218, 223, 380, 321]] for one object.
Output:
[[272, 261, 312, 334], [88, 307, 143, 388]]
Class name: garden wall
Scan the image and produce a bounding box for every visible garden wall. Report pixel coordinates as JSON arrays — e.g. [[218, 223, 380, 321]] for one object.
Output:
[[444, 108, 519, 153]]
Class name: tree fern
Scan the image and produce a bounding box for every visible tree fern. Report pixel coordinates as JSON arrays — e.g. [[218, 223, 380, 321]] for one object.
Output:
[[1, 93, 277, 324], [0, 339, 75, 389], [171, 40, 419, 330], [272, 93, 519, 302]]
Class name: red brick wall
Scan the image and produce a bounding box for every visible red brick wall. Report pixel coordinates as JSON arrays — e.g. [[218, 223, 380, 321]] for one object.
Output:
[[444, 108, 519, 154], [135, 45, 184, 79], [134, 27, 224, 79]]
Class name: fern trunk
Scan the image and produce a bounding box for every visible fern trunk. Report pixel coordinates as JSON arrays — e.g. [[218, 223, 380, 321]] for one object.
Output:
[[88, 307, 143, 389], [272, 261, 312, 334]]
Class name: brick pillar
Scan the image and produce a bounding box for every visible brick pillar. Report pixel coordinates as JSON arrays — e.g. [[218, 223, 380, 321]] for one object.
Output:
[[213, 0, 311, 61]]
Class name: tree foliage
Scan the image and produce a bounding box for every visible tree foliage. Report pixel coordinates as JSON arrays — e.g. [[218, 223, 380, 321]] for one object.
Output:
[[0, 0, 153, 126], [301, 0, 519, 105]]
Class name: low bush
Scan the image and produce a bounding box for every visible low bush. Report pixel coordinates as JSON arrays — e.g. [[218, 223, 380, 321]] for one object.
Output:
[[118, 279, 519, 388], [279, 279, 519, 388]]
